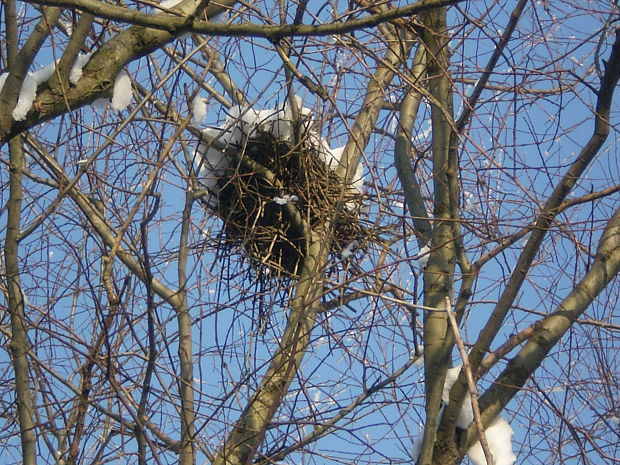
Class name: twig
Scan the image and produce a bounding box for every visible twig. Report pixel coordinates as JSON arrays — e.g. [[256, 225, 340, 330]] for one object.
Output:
[[273, 41, 329, 101], [259, 351, 421, 464], [445, 296, 494, 465]]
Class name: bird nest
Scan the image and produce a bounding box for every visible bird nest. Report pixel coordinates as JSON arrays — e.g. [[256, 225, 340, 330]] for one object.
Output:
[[195, 110, 363, 279]]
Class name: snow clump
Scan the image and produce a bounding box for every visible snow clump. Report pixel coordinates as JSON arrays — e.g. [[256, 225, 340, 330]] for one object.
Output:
[[69, 52, 93, 85], [160, 0, 183, 8], [1, 56, 132, 118], [443, 366, 516, 465], [341, 240, 359, 258], [416, 244, 431, 269], [12, 61, 56, 121], [0, 72, 8, 92], [110, 71, 132, 111], [191, 96, 208, 125], [273, 194, 299, 205]]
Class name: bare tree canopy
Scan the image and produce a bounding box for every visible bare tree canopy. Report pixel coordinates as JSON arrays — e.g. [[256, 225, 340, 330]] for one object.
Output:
[[0, 1, 619, 465]]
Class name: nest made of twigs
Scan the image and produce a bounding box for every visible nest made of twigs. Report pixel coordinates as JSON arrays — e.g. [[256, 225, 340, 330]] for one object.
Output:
[[197, 128, 362, 278]]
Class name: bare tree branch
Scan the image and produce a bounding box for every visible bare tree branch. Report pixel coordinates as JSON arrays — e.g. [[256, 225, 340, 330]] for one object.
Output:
[[4, 135, 38, 465], [395, 47, 433, 246], [22, 0, 465, 37], [418, 6, 457, 464], [469, 204, 620, 448], [465, 24, 620, 396]]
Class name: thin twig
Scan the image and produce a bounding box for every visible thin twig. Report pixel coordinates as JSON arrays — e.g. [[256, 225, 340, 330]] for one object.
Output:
[[445, 296, 494, 465]]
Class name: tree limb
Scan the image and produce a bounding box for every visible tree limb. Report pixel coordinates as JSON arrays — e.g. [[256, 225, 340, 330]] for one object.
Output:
[[4, 135, 38, 465], [395, 46, 433, 246], [0, 0, 238, 141], [418, 6, 457, 464], [24, 0, 466, 37], [465, 24, 620, 392], [468, 204, 620, 449]]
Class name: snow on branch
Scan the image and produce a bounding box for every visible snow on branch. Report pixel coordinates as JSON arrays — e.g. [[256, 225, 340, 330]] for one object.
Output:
[[0, 54, 132, 119], [12, 62, 56, 121], [412, 366, 516, 465], [110, 71, 133, 111], [191, 96, 208, 125], [69, 52, 93, 85]]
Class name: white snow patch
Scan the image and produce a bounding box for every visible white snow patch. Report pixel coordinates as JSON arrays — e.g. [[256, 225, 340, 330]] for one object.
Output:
[[13, 75, 39, 121], [390, 114, 398, 134], [443, 366, 474, 428], [197, 147, 227, 190], [351, 162, 364, 193], [222, 105, 258, 145], [195, 129, 229, 207], [60, 21, 73, 37], [416, 245, 431, 269], [413, 374, 516, 465], [202, 126, 237, 145], [442, 366, 516, 465], [195, 94, 366, 211], [413, 344, 424, 365], [214, 96, 312, 146], [259, 95, 313, 142], [464, 190, 475, 211], [319, 144, 344, 169], [191, 96, 208, 125], [313, 143, 364, 209], [467, 416, 516, 465], [341, 240, 359, 258], [69, 52, 93, 85], [254, 108, 280, 132], [12, 62, 57, 121], [273, 194, 299, 205], [32, 62, 57, 84], [111, 71, 132, 111]]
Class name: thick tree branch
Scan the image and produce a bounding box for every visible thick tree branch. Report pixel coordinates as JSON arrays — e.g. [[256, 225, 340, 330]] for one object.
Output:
[[467, 204, 620, 449], [4, 0, 19, 65], [177, 184, 196, 465], [4, 136, 38, 465], [466, 25, 620, 387], [395, 46, 433, 246], [418, 6, 458, 465], [24, 0, 465, 37], [0, 0, 237, 142]]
